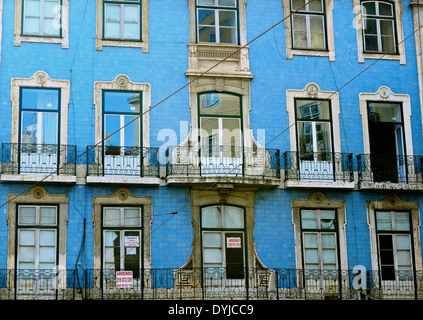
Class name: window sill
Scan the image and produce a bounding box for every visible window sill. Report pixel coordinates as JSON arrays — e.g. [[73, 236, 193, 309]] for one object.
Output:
[[86, 175, 161, 185], [96, 39, 149, 52], [0, 174, 76, 184], [284, 179, 355, 189], [360, 52, 405, 65], [14, 35, 68, 49], [288, 48, 335, 61]]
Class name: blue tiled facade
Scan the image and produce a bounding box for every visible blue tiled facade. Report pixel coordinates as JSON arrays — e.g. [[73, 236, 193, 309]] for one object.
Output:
[[0, 0, 422, 300]]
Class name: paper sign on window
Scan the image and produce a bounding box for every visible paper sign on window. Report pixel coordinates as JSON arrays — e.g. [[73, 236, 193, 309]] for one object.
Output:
[[125, 236, 139, 247], [226, 237, 241, 248], [116, 271, 133, 288]]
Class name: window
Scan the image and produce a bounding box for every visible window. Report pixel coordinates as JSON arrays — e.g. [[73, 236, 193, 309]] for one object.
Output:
[[103, 0, 141, 40], [290, 0, 326, 50], [361, 1, 397, 53], [198, 92, 242, 175], [300, 209, 338, 272], [102, 207, 143, 281], [201, 205, 245, 280], [19, 87, 60, 174], [22, 0, 61, 36], [17, 205, 58, 271], [196, 0, 238, 44], [375, 211, 413, 280]]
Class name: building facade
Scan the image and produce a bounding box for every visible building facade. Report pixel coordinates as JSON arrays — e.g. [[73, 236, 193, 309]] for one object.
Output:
[[0, 0, 422, 300]]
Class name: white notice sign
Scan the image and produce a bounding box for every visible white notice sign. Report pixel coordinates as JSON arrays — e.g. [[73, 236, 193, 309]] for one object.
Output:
[[226, 237, 241, 248], [116, 271, 133, 288], [125, 236, 139, 247]]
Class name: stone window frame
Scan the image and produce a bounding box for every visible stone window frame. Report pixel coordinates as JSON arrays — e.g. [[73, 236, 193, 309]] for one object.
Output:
[[291, 192, 349, 272], [14, 0, 69, 49], [6, 186, 69, 274], [353, 0, 406, 64], [10, 71, 70, 147], [359, 86, 413, 157], [282, 0, 336, 61], [92, 188, 153, 277], [93, 74, 151, 149], [95, 0, 149, 52], [286, 83, 341, 155], [366, 194, 422, 272]]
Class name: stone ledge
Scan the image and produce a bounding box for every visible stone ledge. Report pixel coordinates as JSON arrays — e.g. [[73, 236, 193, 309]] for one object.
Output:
[[1, 174, 76, 184], [86, 176, 161, 186], [166, 175, 281, 188], [285, 180, 355, 189]]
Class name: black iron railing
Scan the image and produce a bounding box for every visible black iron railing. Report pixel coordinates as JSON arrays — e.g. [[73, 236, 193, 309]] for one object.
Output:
[[1, 143, 76, 175], [356, 154, 423, 185], [166, 146, 280, 179], [0, 268, 421, 300], [86, 145, 159, 177], [283, 151, 354, 182]]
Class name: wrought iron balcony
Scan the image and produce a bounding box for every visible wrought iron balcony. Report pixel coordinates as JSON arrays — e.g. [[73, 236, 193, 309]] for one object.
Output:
[[283, 151, 354, 183], [86, 145, 159, 178], [1, 143, 76, 176], [0, 268, 422, 300], [165, 145, 280, 181], [356, 154, 423, 186]]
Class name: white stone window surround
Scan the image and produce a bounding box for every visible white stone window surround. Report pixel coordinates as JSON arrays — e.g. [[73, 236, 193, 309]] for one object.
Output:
[[353, 0, 406, 64], [282, 0, 336, 61], [96, 0, 149, 52], [286, 83, 341, 155], [359, 86, 413, 157], [14, 0, 69, 49], [366, 194, 422, 273]]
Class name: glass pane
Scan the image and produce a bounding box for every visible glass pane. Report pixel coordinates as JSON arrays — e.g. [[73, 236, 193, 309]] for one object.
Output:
[[199, 93, 241, 116], [124, 5, 139, 22], [304, 248, 319, 264], [291, 0, 306, 11], [222, 118, 241, 157], [380, 20, 394, 35], [320, 211, 335, 230], [218, 0, 236, 6], [309, 0, 323, 12], [321, 233, 336, 248], [105, 231, 120, 247], [309, 15, 325, 49], [303, 233, 318, 248], [296, 100, 331, 120], [105, 4, 120, 21], [19, 230, 35, 246], [41, 112, 58, 145], [40, 230, 56, 246], [44, 1, 61, 18], [104, 208, 121, 226], [24, 17, 41, 34], [362, 1, 376, 15], [292, 15, 307, 48], [19, 207, 36, 224], [301, 210, 317, 229], [202, 206, 221, 228], [363, 18, 377, 35], [379, 2, 393, 16], [19, 247, 35, 263], [39, 247, 55, 263], [203, 232, 222, 247], [105, 115, 121, 149], [368, 102, 402, 122], [220, 27, 236, 44], [204, 248, 222, 263], [322, 249, 336, 264], [224, 206, 244, 228], [21, 88, 59, 111], [104, 91, 141, 114], [199, 26, 216, 42], [123, 116, 141, 147], [219, 10, 235, 27], [40, 207, 57, 225], [397, 251, 411, 267], [200, 118, 219, 157], [381, 35, 395, 53], [124, 23, 140, 39], [396, 235, 411, 250], [44, 17, 60, 36], [376, 211, 392, 230], [124, 208, 141, 226], [198, 9, 215, 26], [394, 212, 410, 231], [25, 0, 41, 16], [105, 21, 121, 38], [198, 0, 215, 5]]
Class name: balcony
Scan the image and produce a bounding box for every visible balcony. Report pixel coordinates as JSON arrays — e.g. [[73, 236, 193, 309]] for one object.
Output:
[[85, 145, 161, 185], [165, 145, 281, 187], [357, 154, 423, 190], [0, 143, 76, 183], [283, 151, 354, 189], [0, 268, 421, 300]]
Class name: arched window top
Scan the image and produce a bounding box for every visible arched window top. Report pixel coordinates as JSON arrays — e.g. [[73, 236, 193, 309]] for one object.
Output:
[[201, 205, 244, 229], [198, 92, 241, 116], [361, 1, 394, 17]]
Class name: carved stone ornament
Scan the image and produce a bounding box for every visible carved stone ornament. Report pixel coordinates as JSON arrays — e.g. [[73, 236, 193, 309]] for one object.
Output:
[[117, 188, 129, 201], [377, 86, 392, 100], [216, 78, 224, 92], [306, 83, 319, 97], [34, 71, 48, 85], [32, 187, 45, 200], [116, 74, 130, 88]]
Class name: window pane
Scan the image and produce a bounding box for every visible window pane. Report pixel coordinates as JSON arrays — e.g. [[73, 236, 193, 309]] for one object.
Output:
[[19, 247, 35, 264], [320, 211, 336, 230], [198, 0, 215, 5], [291, 0, 306, 11], [104, 208, 121, 226], [104, 91, 141, 114], [363, 18, 377, 35], [321, 233, 336, 248], [301, 210, 318, 229], [218, 0, 236, 6], [21, 88, 59, 111], [203, 232, 222, 247], [309, 0, 323, 12], [40, 207, 57, 225], [105, 21, 121, 38], [124, 23, 139, 39], [303, 233, 318, 248], [396, 235, 411, 250], [219, 10, 235, 27], [199, 26, 216, 42], [198, 9, 215, 25], [105, 231, 120, 246], [309, 15, 325, 49], [381, 35, 395, 53], [365, 35, 378, 51], [394, 212, 410, 231], [220, 27, 236, 44], [105, 4, 120, 21], [123, 116, 141, 147], [225, 206, 244, 228], [19, 230, 35, 246], [362, 1, 376, 15], [44, 1, 60, 18], [124, 5, 139, 22], [199, 93, 241, 116], [292, 15, 307, 48], [202, 206, 221, 228], [44, 17, 60, 36], [379, 2, 393, 16], [204, 248, 222, 263], [104, 115, 121, 149], [304, 248, 319, 264], [23, 17, 41, 34], [25, 0, 41, 17], [376, 211, 392, 230], [296, 100, 331, 120], [19, 207, 37, 224], [39, 247, 55, 263], [322, 248, 336, 264], [368, 102, 402, 122], [124, 208, 141, 226], [40, 230, 56, 246]]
